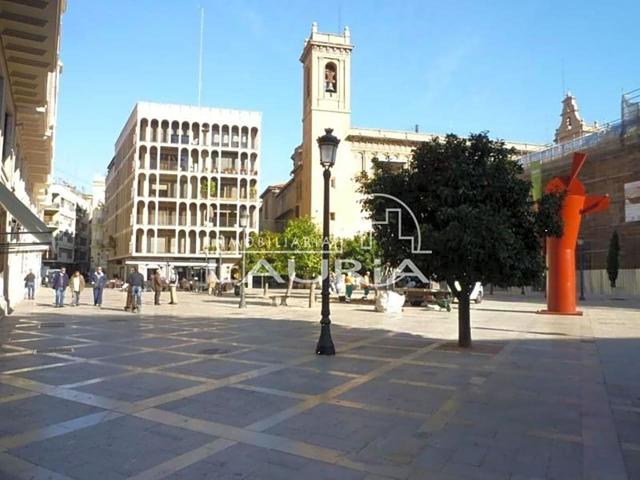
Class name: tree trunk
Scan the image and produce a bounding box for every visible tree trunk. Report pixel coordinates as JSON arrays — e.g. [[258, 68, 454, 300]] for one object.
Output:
[[285, 276, 294, 300], [308, 282, 316, 308], [458, 291, 471, 348]]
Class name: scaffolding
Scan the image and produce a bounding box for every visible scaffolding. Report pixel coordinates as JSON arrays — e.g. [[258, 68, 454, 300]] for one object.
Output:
[[519, 88, 640, 167]]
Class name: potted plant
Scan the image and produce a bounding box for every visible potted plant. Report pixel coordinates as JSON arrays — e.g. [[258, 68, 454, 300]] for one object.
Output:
[[209, 180, 217, 198]]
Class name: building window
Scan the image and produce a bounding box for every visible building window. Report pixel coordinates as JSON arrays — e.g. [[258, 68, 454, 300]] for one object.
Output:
[[305, 66, 310, 99], [2, 113, 14, 163], [324, 62, 337, 93]]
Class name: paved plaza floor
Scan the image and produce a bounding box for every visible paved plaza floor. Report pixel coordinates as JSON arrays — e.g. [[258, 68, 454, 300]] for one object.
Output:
[[0, 288, 639, 479]]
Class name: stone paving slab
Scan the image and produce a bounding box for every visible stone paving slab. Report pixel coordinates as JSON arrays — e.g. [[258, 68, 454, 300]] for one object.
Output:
[[159, 386, 302, 427], [0, 288, 638, 479]]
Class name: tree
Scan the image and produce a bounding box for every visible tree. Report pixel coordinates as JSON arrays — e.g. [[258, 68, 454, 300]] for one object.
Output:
[[336, 234, 381, 274], [358, 132, 562, 348], [246, 230, 285, 295], [606, 230, 620, 288], [282, 217, 322, 306], [246, 217, 322, 307]]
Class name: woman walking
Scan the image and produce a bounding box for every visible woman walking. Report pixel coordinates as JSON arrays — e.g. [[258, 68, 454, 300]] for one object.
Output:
[[70, 271, 85, 306]]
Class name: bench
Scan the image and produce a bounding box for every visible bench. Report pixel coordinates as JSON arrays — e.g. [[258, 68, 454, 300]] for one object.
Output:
[[270, 295, 288, 306]]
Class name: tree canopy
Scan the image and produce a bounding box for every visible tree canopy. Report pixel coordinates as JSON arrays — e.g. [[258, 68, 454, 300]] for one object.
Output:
[[245, 217, 323, 300], [358, 132, 562, 347]]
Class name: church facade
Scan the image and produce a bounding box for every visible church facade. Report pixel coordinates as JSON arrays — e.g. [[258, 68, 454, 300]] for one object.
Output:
[[260, 24, 543, 237]]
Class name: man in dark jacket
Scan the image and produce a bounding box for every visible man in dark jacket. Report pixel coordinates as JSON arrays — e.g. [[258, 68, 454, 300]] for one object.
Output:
[[90, 266, 106, 307], [24, 270, 36, 300], [152, 271, 163, 305], [52, 267, 69, 307], [127, 267, 145, 312]]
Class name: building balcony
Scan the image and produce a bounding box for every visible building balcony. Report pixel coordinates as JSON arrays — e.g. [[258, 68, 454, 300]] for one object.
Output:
[[42, 202, 60, 213]]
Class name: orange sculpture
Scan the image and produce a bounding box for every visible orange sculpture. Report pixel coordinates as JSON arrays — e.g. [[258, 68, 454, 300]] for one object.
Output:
[[540, 152, 609, 315]]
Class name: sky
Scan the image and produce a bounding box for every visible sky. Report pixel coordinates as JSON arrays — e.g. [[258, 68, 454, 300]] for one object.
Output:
[[54, 0, 640, 192]]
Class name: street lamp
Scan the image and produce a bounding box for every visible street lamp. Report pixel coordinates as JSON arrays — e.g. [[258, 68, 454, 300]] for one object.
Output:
[[578, 237, 585, 301], [238, 210, 249, 308], [316, 128, 340, 356]]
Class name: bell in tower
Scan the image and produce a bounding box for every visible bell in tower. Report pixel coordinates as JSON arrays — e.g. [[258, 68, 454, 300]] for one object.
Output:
[[324, 62, 337, 93]]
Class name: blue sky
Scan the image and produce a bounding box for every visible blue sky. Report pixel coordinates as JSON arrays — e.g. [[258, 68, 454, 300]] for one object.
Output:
[[54, 0, 640, 192]]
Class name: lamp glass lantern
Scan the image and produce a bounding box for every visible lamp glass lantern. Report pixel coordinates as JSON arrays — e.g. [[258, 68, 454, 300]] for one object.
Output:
[[239, 211, 249, 229], [317, 128, 340, 168]]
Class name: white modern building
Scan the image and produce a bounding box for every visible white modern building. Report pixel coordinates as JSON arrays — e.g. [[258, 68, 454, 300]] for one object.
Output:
[[41, 181, 91, 273], [105, 102, 261, 282], [0, 0, 65, 313]]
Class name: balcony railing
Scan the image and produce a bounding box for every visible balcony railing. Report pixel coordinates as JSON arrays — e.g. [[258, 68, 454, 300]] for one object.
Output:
[[158, 217, 177, 226], [159, 160, 178, 171], [519, 120, 623, 167], [219, 219, 238, 228]]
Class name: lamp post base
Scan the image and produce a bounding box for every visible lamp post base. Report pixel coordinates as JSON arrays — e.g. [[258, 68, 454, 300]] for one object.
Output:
[[315, 324, 335, 355]]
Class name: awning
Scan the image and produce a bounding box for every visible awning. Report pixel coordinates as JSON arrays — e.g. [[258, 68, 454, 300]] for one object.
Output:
[[125, 260, 219, 267], [0, 182, 52, 252]]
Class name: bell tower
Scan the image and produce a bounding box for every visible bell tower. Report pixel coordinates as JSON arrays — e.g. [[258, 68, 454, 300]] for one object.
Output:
[[301, 22, 352, 119], [298, 22, 353, 226]]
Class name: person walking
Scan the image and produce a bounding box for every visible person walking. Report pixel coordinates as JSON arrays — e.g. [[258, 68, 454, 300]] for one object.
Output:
[[207, 270, 218, 295], [90, 266, 106, 307], [127, 267, 145, 312], [52, 267, 69, 307], [152, 271, 163, 305], [361, 271, 371, 300], [24, 270, 36, 300], [168, 268, 178, 305], [70, 271, 85, 306], [345, 273, 354, 303]]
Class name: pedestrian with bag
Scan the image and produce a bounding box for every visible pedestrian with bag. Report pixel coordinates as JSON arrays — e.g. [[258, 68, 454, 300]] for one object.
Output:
[[24, 269, 36, 300], [90, 266, 106, 307], [70, 271, 85, 306], [52, 267, 69, 307], [168, 268, 178, 305]]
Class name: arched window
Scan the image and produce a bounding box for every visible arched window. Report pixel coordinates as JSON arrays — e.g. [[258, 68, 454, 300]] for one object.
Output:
[[325, 62, 337, 93], [139, 118, 148, 141]]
